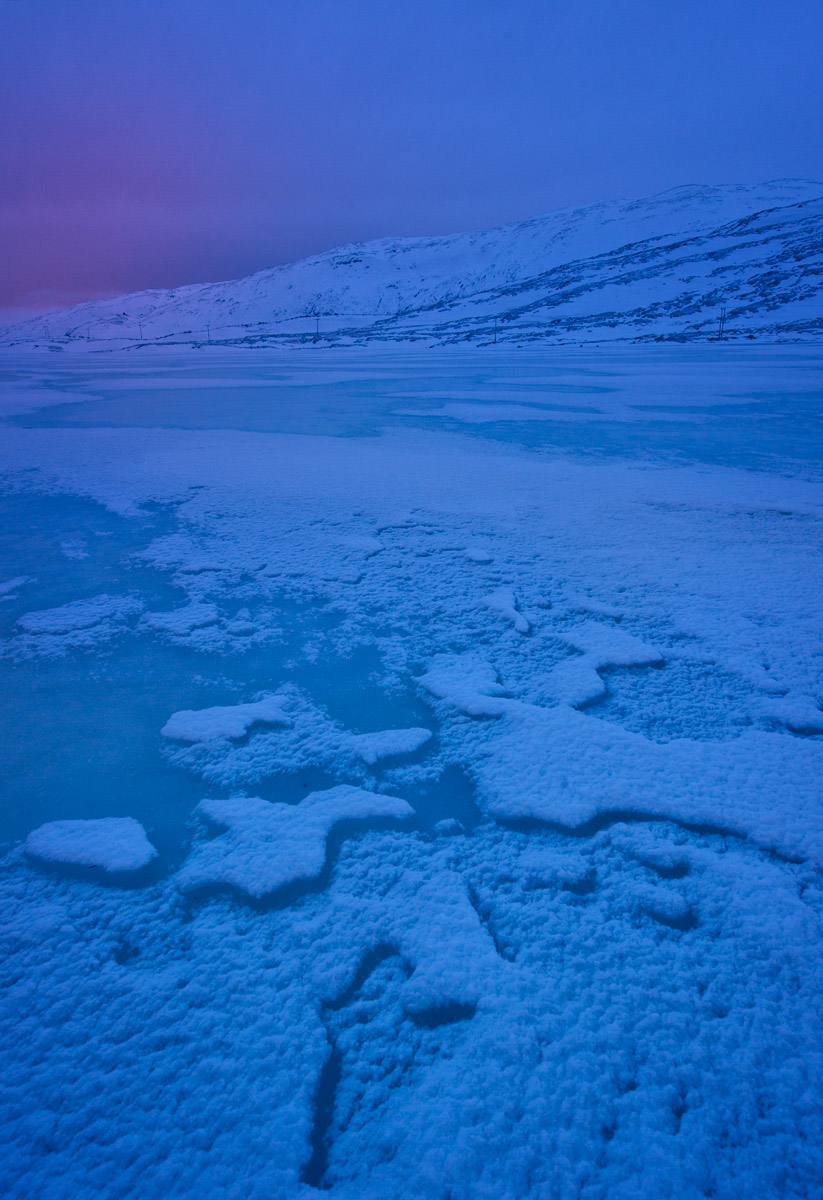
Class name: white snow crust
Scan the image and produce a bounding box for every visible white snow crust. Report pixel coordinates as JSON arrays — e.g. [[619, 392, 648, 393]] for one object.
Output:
[[348, 727, 432, 764], [161, 695, 291, 742], [141, 602, 219, 635], [25, 817, 157, 872], [550, 621, 665, 706], [177, 787, 414, 898], [17, 593, 142, 635]]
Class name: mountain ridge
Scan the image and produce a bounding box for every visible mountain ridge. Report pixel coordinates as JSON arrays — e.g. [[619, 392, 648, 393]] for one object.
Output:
[[4, 179, 822, 348]]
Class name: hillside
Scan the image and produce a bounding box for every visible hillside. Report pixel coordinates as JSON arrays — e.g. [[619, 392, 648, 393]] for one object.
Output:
[[4, 179, 823, 349]]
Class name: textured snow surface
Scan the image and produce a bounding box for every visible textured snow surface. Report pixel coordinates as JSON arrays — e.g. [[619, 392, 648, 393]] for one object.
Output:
[[141, 601, 219, 635], [161, 695, 291, 742], [177, 788, 414, 899], [348, 727, 432, 764], [1, 345, 822, 1199], [25, 817, 157, 872], [550, 622, 665, 707], [17, 593, 142, 634]]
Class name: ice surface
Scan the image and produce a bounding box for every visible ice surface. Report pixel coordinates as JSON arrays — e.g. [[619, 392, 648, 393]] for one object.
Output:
[[1, 346, 822, 1198], [25, 817, 157, 872]]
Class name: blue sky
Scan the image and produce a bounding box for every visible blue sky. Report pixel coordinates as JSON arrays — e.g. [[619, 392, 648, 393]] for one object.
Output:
[[1, 0, 822, 314]]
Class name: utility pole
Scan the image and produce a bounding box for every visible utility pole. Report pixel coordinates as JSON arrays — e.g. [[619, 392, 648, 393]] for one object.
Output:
[[315, 316, 320, 342], [718, 306, 727, 340], [493, 316, 498, 344], [207, 324, 211, 343], [139, 323, 143, 340]]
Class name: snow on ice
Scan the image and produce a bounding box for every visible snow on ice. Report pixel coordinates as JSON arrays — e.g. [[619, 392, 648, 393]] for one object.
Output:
[[548, 620, 665, 707], [348, 727, 432, 765], [177, 787, 414, 899], [161, 695, 292, 742], [0, 344, 822, 1199], [141, 601, 219, 636], [25, 817, 157, 873], [16, 592, 142, 635]]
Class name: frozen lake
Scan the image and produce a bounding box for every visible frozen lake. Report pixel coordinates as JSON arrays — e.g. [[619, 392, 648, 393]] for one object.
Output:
[[1, 345, 822, 1198]]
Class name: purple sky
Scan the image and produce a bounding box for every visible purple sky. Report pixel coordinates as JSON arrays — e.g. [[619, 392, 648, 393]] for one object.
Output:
[[2, 0, 822, 318]]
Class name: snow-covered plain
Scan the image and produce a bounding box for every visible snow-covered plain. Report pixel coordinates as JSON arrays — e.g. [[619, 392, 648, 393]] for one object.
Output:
[[0, 344, 822, 1198]]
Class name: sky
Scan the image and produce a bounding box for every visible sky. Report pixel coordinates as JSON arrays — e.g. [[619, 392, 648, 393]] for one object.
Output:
[[1, 0, 822, 318]]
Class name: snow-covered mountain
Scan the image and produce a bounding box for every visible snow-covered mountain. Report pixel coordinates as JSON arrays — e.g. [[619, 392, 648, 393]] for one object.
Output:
[[4, 180, 823, 349]]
